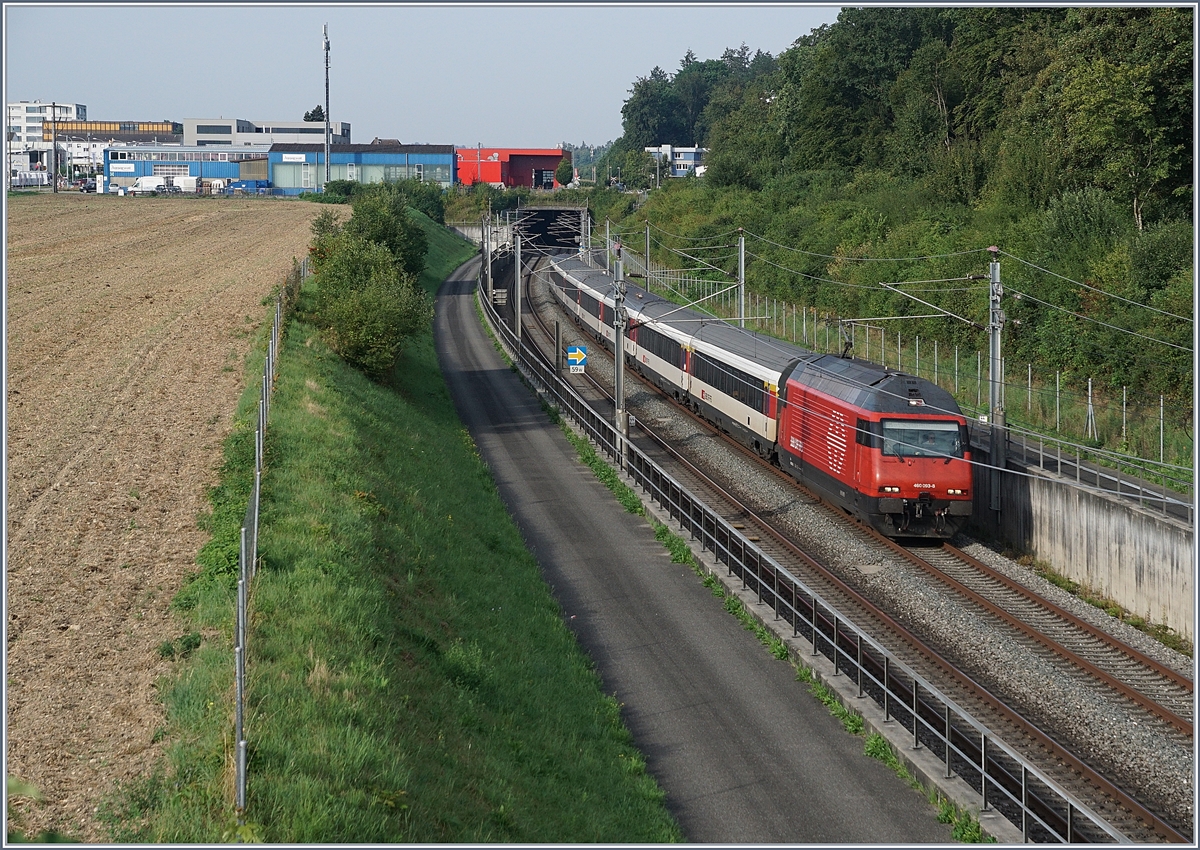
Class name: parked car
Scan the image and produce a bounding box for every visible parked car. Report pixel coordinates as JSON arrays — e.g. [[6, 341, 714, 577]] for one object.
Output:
[[159, 184, 182, 194], [79, 179, 96, 193]]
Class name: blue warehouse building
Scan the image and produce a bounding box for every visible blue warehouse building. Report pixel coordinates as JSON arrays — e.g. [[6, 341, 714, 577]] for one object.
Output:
[[104, 144, 270, 187], [267, 143, 456, 194]]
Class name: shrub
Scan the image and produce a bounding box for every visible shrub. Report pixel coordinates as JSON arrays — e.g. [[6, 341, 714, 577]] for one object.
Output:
[[310, 233, 432, 379], [322, 274, 432, 379], [344, 190, 428, 278]]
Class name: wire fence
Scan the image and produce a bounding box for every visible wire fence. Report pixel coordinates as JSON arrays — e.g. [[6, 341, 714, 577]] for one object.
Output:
[[233, 256, 310, 828], [589, 235, 1194, 522]]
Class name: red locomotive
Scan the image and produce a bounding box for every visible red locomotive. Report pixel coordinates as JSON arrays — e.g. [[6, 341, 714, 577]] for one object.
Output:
[[549, 256, 974, 538]]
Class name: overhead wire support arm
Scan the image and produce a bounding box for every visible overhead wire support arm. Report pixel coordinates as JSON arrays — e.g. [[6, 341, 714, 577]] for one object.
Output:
[[878, 281, 985, 331]]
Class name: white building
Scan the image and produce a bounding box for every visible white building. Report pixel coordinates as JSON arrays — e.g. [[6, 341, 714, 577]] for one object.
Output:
[[6, 100, 86, 177], [183, 118, 351, 146], [645, 144, 706, 178]]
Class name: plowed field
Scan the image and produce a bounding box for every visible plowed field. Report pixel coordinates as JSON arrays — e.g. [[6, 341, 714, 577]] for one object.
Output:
[[6, 194, 327, 840]]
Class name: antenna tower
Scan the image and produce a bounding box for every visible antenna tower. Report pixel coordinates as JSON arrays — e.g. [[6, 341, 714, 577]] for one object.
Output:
[[323, 24, 331, 187]]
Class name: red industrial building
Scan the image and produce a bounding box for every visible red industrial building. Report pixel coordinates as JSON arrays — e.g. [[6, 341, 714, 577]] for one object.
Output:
[[455, 147, 569, 189]]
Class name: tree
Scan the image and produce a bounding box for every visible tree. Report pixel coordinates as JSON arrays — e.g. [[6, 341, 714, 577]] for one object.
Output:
[[621, 68, 686, 148], [555, 157, 574, 186], [311, 232, 431, 379], [304, 104, 325, 123], [1060, 58, 1171, 230]]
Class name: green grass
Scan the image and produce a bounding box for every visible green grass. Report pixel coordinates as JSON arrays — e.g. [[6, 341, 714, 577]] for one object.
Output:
[[101, 218, 681, 842], [863, 734, 994, 843]]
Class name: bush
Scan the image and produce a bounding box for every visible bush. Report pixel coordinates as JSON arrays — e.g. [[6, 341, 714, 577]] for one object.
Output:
[[344, 190, 428, 278], [309, 233, 431, 379], [322, 274, 432, 379]]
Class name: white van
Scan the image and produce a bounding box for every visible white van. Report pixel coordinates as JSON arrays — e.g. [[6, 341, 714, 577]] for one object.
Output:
[[129, 175, 167, 195]]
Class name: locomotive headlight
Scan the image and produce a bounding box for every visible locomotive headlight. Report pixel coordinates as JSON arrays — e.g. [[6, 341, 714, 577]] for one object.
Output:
[[880, 486, 900, 493], [947, 489, 967, 496]]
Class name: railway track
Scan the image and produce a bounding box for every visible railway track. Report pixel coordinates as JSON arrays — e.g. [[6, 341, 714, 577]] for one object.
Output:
[[510, 255, 1192, 843], [898, 541, 1193, 734]]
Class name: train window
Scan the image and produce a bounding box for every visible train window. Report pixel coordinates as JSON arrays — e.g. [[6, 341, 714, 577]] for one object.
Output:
[[855, 418, 880, 447], [881, 420, 963, 458], [580, 292, 600, 319], [694, 352, 765, 413], [639, 325, 683, 368]]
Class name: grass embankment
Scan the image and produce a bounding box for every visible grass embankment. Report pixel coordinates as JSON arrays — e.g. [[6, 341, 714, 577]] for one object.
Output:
[[100, 212, 681, 842]]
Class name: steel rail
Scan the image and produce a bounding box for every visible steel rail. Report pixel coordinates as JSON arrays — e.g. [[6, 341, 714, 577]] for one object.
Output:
[[873, 536, 1194, 736]]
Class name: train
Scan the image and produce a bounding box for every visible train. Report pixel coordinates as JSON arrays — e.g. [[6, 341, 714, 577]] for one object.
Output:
[[547, 255, 974, 539]]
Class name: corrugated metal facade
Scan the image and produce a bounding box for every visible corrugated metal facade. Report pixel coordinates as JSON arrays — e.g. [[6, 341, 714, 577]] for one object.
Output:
[[267, 143, 456, 194], [455, 148, 568, 188]]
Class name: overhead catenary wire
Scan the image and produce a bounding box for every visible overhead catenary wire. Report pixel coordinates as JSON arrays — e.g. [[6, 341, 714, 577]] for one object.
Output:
[[744, 230, 989, 263], [999, 249, 1192, 323], [1008, 287, 1192, 353], [744, 249, 883, 290], [600, 219, 1193, 376], [649, 220, 743, 241]]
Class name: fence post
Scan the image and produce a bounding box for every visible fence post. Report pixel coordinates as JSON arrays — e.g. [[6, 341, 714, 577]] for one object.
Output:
[[944, 704, 953, 778], [912, 680, 920, 749]]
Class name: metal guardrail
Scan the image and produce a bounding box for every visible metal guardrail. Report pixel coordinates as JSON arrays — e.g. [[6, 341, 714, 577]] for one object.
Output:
[[233, 256, 309, 828], [480, 259, 1132, 844]]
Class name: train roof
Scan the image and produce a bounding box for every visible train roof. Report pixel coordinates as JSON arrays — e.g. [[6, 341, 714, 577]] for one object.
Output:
[[790, 355, 963, 417], [552, 255, 805, 376], [549, 255, 963, 418]]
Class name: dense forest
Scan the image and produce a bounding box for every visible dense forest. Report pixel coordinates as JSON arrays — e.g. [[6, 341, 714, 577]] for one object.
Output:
[[581, 7, 1192, 437]]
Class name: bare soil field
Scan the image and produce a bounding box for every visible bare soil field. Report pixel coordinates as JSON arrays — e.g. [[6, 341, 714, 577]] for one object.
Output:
[[6, 194, 325, 840]]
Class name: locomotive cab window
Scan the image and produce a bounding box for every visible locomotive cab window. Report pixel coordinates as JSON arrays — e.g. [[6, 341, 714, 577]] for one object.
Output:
[[881, 420, 963, 458]]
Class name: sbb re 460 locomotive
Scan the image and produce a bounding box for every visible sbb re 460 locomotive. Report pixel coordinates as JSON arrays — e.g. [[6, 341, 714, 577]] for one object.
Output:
[[548, 255, 974, 539]]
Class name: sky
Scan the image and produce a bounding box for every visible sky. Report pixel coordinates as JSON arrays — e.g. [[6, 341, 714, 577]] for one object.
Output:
[[4, 3, 843, 148]]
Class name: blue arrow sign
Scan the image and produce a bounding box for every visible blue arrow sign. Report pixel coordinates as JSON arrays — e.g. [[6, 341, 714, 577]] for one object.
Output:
[[567, 346, 587, 372]]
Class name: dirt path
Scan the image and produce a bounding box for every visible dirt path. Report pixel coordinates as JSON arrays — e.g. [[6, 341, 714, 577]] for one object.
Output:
[[6, 194, 326, 840]]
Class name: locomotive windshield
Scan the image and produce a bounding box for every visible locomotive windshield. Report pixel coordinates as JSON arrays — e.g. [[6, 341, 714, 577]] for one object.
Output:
[[881, 420, 963, 458]]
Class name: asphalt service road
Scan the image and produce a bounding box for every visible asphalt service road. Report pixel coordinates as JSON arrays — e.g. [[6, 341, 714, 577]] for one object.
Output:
[[434, 258, 953, 844]]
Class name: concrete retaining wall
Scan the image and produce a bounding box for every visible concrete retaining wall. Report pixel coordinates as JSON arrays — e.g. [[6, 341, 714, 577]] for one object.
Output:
[[970, 457, 1194, 642]]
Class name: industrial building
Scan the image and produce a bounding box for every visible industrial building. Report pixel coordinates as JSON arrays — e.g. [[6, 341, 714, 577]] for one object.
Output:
[[45, 120, 183, 145], [6, 100, 86, 178], [455, 147, 568, 189], [267, 143, 455, 194], [184, 118, 351, 146], [104, 144, 270, 190], [99, 140, 457, 194], [44, 121, 183, 178]]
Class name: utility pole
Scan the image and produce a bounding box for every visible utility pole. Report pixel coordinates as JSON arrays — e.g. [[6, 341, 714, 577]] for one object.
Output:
[[613, 258, 629, 466], [51, 102, 57, 193], [482, 210, 490, 301], [323, 24, 331, 188], [486, 200, 493, 302], [605, 219, 611, 273], [645, 220, 651, 285], [514, 216, 522, 346], [738, 228, 745, 328], [987, 246, 1006, 513]]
